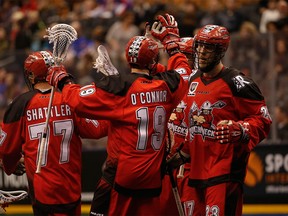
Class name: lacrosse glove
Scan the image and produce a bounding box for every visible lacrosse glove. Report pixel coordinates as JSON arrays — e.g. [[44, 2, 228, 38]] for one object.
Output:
[[46, 65, 73, 90], [151, 13, 180, 56], [13, 156, 25, 176], [215, 120, 251, 144], [166, 150, 190, 169]]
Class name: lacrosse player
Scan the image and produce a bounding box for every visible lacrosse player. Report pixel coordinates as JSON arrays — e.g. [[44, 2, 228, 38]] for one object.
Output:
[[88, 20, 194, 216], [0, 51, 109, 215], [168, 25, 272, 216], [46, 12, 190, 215]]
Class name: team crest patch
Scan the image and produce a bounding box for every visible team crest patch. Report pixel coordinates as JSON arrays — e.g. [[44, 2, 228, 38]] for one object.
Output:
[[188, 82, 198, 96], [232, 75, 250, 92]]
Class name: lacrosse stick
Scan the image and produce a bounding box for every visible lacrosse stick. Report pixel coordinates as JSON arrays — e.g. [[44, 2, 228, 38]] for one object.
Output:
[[93, 45, 119, 76], [167, 130, 185, 216], [0, 190, 28, 213], [36, 24, 77, 174]]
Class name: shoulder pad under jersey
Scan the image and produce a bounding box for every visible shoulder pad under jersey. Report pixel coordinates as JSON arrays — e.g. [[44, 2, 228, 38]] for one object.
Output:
[[3, 90, 38, 123], [222, 67, 264, 101]]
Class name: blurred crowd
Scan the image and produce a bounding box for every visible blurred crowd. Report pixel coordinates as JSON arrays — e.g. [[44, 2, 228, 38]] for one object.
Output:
[[0, 0, 288, 145]]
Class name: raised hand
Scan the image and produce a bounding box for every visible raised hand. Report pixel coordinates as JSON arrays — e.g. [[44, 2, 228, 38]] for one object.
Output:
[[151, 13, 180, 56], [46, 65, 72, 90]]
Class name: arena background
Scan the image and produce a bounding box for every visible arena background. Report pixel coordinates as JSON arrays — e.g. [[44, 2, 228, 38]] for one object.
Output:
[[1, 0, 288, 215]]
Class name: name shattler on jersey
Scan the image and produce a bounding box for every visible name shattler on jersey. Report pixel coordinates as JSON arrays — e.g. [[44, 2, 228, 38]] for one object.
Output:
[[131, 90, 167, 105], [26, 104, 72, 121]]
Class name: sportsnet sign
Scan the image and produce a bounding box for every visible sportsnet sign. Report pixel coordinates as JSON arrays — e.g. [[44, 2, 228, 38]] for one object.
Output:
[[244, 144, 288, 203]]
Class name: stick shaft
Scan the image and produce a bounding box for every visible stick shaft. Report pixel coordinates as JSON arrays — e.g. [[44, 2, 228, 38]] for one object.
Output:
[[35, 86, 55, 173], [177, 164, 185, 178], [167, 167, 185, 216]]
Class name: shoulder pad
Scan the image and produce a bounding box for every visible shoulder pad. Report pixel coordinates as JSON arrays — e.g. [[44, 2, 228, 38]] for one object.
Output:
[[222, 67, 264, 101], [3, 90, 38, 123]]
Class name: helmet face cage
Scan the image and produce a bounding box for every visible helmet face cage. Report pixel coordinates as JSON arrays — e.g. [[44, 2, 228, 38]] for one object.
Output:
[[193, 25, 230, 72], [24, 51, 54, 90], [126, 36, 159, 72]]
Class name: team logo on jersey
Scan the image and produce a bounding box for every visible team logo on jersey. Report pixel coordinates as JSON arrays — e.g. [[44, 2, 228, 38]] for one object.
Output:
[[232, 75, 250, 92], [0, 129, 7, 146], [188, 82, 198, 96], [80, 85, 96, 97], [188, 100, 226, 141], [168, 100, 188, 138]]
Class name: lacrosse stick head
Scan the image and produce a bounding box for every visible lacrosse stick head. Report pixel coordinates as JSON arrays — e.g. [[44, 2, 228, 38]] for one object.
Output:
[[93, 45, 119, 76], [0, 190, 28, 213], [45, 23, 78, 65]]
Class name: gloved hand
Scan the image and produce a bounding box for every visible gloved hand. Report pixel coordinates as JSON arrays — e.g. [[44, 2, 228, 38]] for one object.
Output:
[[166, 150, 190, 169], [12, 156, 25, 176], [0, 155, 25, 176], [46, 65, 72, 90], [151, 13, 180, 56], [215, 120, 250, 144], [144, 22, 164, 49]]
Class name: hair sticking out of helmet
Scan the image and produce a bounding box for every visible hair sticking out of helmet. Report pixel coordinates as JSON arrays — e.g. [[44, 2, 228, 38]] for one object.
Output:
[[125, 36, 159, 71], [193, 25, 230, 72], [24, 51, 55, 90]]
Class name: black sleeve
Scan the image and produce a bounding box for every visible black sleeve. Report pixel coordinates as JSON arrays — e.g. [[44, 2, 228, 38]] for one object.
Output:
[[3, 90, 37, 123], [154, 70, 182, 93], [222, 67, 264, 101]]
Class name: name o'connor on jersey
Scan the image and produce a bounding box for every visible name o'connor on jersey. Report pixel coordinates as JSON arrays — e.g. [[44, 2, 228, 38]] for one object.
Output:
[[131, 90, 167, 105], [26, 104, 72, 121]]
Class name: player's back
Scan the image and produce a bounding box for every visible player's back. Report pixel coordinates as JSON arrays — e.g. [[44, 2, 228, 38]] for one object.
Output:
[[3, 90, 82, 204], [109, 72, 186, 197]]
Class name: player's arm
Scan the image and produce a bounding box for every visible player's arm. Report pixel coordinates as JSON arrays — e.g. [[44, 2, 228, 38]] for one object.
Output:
[[215, 75, 272, 150], [76, 118, 109, 139]]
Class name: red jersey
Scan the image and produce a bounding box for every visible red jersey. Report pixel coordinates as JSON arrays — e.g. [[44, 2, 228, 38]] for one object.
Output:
[[0, 90, 109, 205], [182, 67, 272, 187], [61, 53, 189, 197]]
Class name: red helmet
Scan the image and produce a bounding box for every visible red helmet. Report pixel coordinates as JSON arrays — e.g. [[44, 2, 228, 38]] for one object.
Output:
[[193, 25, 230, 72], [24, 51, 55, 90], [194, 25, 230, 50], [179, 37, 194, 55], [125, 36, 159, 70], [179, 37, 194, 66]]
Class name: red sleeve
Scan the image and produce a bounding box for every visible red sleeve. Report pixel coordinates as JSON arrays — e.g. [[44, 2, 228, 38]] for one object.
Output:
[[76, 118, 109, 139], [155, 63, 166, 73], [234, 97, 272, 151], [62, 84, 124, 120], [167, 52, 191, 82]]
